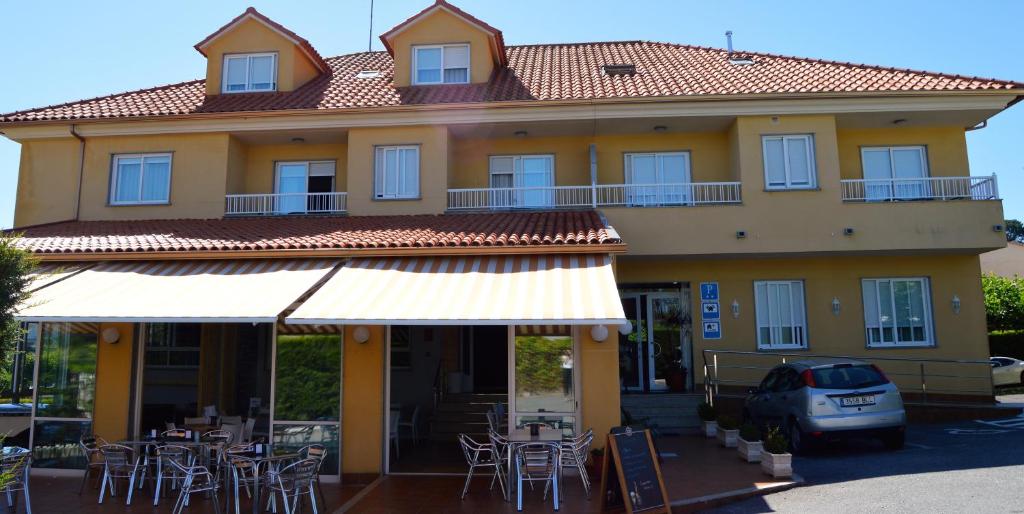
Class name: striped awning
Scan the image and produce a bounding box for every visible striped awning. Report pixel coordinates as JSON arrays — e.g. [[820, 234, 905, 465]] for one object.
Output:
[[17, 259, 339, 323], [286, 254, 626, 325], [27, 263, 90, 292]]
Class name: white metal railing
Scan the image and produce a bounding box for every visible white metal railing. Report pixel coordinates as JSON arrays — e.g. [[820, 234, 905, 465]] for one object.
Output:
[[446, 182, 742, 210], [224, 192, 348, 216], [840, 175, 999, 202]]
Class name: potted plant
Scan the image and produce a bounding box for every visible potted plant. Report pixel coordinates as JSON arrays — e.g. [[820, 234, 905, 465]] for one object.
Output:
[[697, 402, 717, 438], [587, 447, 605, 479], [716, 414, 739, 447], [737, 422, 763, 463], [760, 426, 793, 478]]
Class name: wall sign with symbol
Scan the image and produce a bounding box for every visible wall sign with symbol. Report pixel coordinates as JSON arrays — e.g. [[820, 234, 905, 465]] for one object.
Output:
[[699, 282, 722, 340]]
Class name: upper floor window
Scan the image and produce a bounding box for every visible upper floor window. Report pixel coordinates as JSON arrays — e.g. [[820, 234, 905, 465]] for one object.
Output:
[[109, 153, 172, 205], [223, 53, 277, 93], [489, 155, 554, 208], [413, 44, 469, 85], [275, 161, 336, 214], [862, 278, 933, 348], [374, 146, 420, 199], [861, 146, 929, 201], [754, 280, 808, 350], [624, 152, 691, 206], [762, 134, 816, 190]]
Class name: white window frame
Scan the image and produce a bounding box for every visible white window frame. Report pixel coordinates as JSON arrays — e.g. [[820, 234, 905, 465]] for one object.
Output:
[[754, 280, 808, 350], [374, 145, 420, 200], [489, 155, 555, 208], [273, 161, 337, 194], [861, 277, 934, 348], [221, 52, 278, 93], [109, 153, 173, 205], [623, 151, 692, 206], [761, 134, 817, 190], [412, 44, 470, 85], [860, 146, 930, 201]]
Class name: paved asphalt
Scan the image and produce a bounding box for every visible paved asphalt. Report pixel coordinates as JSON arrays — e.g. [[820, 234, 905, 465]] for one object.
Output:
[[703, 410, 1024, 513]]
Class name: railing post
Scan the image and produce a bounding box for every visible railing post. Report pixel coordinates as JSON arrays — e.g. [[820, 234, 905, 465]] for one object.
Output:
[[919, 363, 928, 405], [712, 353, 719, 399], [992, 173, 999, 199]]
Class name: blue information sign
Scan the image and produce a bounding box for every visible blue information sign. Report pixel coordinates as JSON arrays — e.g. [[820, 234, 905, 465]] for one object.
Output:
[[702, 321, 721, 340], [700, 282, 719, 301], [701, 301, 720, 320]]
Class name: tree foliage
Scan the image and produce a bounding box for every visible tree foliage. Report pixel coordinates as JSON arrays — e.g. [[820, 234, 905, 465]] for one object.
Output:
[[0, 235, 36, 365], [1005, 219, 1024, 243], [274, 334, 341, 421], [982, 272, 1024, 332]]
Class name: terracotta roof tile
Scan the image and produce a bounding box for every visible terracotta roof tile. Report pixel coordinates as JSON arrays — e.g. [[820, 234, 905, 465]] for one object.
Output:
[[2, 41, 1020, 124], [9, 211, 621, 256]]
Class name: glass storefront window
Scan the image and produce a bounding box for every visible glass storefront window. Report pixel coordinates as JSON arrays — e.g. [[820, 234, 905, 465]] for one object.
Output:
[[512, 326, 576, 436], [272, 423, 340, 474], [31, 420, 91, 469], [36, 323, 98, 419], [0, 323, 37, 448]]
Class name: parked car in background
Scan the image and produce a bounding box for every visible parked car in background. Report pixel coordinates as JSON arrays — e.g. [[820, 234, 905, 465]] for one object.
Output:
[[743, 359, 907, 453], [990, 356, 1024, 386]]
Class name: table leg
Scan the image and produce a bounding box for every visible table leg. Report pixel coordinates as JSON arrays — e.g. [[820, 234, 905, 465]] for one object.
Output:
[[506, 444, 513, 503]]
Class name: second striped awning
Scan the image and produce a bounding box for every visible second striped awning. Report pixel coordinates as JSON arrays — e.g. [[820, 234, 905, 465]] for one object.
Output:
[[286, 254, 626, 325]]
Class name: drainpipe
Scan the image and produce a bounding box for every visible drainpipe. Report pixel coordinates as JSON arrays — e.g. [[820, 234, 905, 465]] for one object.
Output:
[[70, 125, 86, 221], [589, 143, 598, 208]]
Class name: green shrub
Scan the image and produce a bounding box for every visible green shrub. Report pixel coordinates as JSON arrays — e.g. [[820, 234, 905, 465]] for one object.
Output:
[[696, 401, 717, 422], [983, 273, 1024, 332], [716, 414, 739, 430], [739, 422, 760, 442], [763, 426, 789, 454]]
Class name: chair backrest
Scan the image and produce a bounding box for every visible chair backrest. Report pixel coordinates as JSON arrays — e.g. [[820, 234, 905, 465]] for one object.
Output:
[[515, 442, 559, 474], [220, 415, 243, 426], [389, 413, 400, 434], [203, 429, 234, 445], [184, 416, 208, 426], [485, 411, 498, 432], [241, 418, 256, 442], [165, 422, 176, 431], [0, 453, 30, 488], [162, 429, 187, 439], [80, 435, 105, 462], [221, 423, 243, 444], [300, 444, 327, 462], [156, 444, 194, 466], [275, 458, 319, 483], [99, 444, 135, 468]]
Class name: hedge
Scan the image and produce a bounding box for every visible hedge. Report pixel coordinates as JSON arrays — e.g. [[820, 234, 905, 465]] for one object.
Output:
[[989, 330, 1024, 360]]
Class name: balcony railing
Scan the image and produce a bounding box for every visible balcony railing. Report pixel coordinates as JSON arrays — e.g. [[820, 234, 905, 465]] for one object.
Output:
[[224, 192, 348, 216], [840, 175, 999, 202], [447, 182, 742, 210]]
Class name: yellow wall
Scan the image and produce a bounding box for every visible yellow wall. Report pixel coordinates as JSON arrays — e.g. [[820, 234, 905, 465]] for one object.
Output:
[[13, 137, 81, 227], [203, 16, 320, 95], [226, 136, 248, 194], [346, 126, 450, 215], [616, 254, 992, 396], [342, 325, 384, 474], [389, 7, 495, 87], [837, 126, 970, 180], [241, 142, 348, 194], [93, 323, 134, 442], [579, 326, 621, 448], [76, 133, 231, 221]]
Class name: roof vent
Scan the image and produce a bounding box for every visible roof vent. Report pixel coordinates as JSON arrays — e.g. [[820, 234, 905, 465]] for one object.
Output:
[[602, 64, 636, 76], [725, 30, 755, 65], [355, 70, 381, 79]]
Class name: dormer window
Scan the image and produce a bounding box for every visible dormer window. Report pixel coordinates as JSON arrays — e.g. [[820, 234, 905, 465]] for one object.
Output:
[[412, 44, 469, 85], [222, 52, 277, 93]]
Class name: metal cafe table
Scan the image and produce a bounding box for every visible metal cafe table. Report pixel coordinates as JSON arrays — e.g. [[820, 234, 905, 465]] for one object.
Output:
[[223, 445, 300, 514], [505, 427, 562, 506]]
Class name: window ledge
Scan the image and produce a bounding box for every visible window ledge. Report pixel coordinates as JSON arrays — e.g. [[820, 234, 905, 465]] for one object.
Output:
[[866, 343, 936, 349], [373, 196, 422, 202], [763, 187, 821, 193], [108, 202, 171, 207]]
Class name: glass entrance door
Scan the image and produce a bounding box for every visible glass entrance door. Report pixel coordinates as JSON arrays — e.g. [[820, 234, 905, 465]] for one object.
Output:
[[618, 295, 643, 392], [646, 294, 684, 391], [509, 326, 577, 435]]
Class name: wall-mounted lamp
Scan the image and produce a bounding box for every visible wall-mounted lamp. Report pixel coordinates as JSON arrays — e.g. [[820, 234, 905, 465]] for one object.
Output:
[[952, 295, 961, 314], [352, 326, 371, 344], [590, 325, 609, 342], [101, 327, 120, 344], [731, 300, 740, 319], [618, 320, 633, 336], [832, 297, 841, 316], [290, 137, 306, 143]]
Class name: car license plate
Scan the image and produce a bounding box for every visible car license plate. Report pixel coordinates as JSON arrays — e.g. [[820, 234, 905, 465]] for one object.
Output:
[[840, 395, 875, 407]]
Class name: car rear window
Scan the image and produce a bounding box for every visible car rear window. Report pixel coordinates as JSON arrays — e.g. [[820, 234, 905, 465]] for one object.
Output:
[[811, 364, 887, 389]]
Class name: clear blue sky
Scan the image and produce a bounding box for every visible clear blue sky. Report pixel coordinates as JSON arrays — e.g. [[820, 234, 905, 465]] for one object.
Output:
[[1, 0, 1022, 229]]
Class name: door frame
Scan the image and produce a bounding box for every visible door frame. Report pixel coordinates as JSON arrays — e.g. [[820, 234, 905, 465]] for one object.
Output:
[[619, 294, 644, 391]]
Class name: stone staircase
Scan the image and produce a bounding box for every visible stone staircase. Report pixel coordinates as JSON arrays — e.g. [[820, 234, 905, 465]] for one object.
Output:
[[621, 393, 705, 435], [428, 393, 506, 442]]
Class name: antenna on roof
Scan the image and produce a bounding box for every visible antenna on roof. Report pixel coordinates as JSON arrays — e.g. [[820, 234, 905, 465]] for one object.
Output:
[[368, 0, 375, 52], [725, 30, 734, 56]]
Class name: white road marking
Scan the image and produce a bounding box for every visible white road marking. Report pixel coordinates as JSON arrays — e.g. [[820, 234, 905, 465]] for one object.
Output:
[[974, 413, 1024, 430], [904, 443, 934, 450], [945, 428, 1011, 435]]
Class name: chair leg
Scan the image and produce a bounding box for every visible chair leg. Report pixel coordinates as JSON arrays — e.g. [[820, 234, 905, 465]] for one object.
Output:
[[78, 467, 91, 495], [154, 465, 163, 506], [516, 461, 523, 512], [126, 471, 137, 505], [461, 465, 475, 499], [98, 469, 109, 504], [22, 485, 31, 514]]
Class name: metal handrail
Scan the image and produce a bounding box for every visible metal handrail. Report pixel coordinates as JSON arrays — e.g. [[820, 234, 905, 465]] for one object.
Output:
[[840, 174, 998, 202], [446, 182, 742, 210], [701, 349, 994, 407], [224, 192, 348, 216]]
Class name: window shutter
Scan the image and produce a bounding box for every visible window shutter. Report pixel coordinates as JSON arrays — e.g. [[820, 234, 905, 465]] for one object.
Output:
[[374, 148, 385, 198], [763, 138, 786, 186]]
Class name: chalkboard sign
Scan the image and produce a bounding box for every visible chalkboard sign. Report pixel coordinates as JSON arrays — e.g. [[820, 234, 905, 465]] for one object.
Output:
[[598, 428, 670, 513]]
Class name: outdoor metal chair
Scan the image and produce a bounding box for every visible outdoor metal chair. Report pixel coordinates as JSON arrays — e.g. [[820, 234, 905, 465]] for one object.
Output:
[[153, 444, 195, 506], [559, 429, 594, 498], [0, 448, 32, 514], [389, 413, 401, 459], [458, 433, 505, 500], [220, 415, 243, 427], [98, 444, 145, 505], [165, 454, 222, 514], [298, 444, 328, 507], [78, 435, 108, 494], [241, 418, 256, 443], [398, 404, 421, 446], [513, 442, 561, 511], [162, 429, 188, 439], [224, 448, 263, 513], [265, 458, 320, 514], [487, 430, 510, 500]]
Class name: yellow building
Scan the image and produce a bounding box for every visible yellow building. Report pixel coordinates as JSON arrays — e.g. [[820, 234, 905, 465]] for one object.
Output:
[[2, 0, 1022, 479]]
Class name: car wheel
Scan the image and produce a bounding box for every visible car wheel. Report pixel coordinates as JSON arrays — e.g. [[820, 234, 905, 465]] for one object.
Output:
[[882, 429, 905, 450], [787, 419, 809, 455]]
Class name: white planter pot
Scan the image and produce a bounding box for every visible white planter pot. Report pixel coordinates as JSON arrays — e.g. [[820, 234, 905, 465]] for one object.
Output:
[[761, 451, 793, 478], [702, 420, 717, 438], [737, 438, 763, 463], [717, 428, 738, 448]]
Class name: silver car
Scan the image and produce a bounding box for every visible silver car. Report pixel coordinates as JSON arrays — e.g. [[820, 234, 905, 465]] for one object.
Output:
[[743, 358, 907, 453], [991, 356, 1024, 387]]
